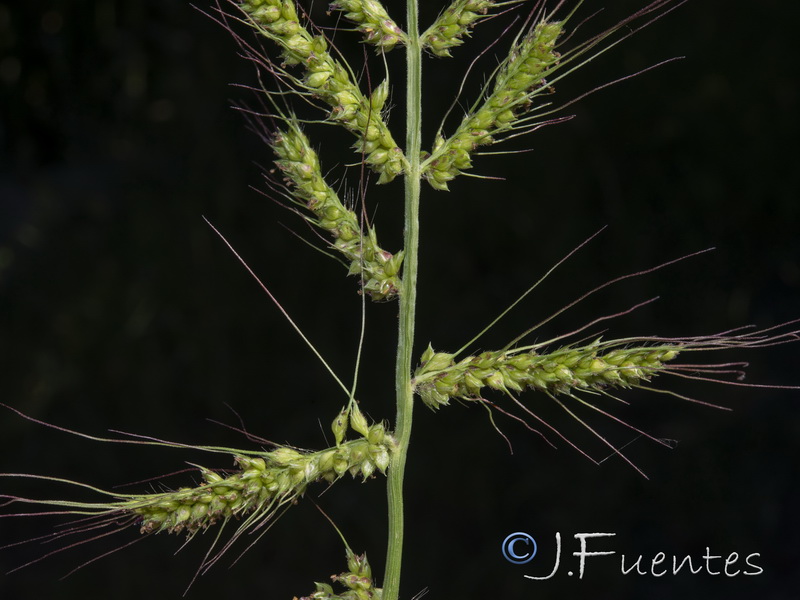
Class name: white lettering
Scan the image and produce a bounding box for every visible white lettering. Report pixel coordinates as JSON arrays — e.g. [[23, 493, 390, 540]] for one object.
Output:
[[573, 533, 616, 579], [723, 552, 740, 577], [703, 547, 722, 575], [524, 532, 561, 581], [650, 551, 667, 577], [673, 553, 702, 575], [744, 553, 763, 576], [620, 554, 645, 575]]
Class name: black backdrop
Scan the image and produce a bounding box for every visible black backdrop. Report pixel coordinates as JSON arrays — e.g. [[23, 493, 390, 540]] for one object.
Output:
[[1, 1, 798, 599]]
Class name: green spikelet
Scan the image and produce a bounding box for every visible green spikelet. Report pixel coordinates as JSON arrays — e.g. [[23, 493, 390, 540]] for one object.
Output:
[[413, 340, 680, 409], [238, 0, 404, 183], [271, 119, 404, 300], [421, 0, 498, 58], [423, 19, 563, 190], [329, 0, 408, 51]]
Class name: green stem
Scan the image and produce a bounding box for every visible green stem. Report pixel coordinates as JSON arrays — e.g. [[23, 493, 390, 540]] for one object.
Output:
[[383, 1, 421, 599]]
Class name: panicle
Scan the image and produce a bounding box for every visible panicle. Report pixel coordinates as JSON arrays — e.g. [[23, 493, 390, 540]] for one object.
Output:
[[329, 0, 407, 51], [421, 0, 499, 58], [135, 431, 395, 536], [271, 119, 404, 301], [237, 0, 404, 183], [422, 0, 688, 190], [411, 318, 800, 475], [423, 18, 563, 190], [1, 421, 396, 573], [413, 339, 679, 409], [414, 317, 800, 410]]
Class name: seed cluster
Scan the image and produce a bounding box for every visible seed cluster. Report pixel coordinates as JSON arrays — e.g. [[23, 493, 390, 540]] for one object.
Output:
[[272, 119, 403, 301], [135, 428, 394, 535], [421, 0, 496, 58], [239, 0, 404, 183], [423, 20, 563, 190], [295, 549, 381, 600], [330, 0, 407, 51], [413, 341, 680, 409]]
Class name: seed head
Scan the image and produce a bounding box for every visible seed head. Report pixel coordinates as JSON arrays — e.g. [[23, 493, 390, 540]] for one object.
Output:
[[421, 0, 498, 58], [412, 318, 800, 472], [422, 0, 689, 190], [135, 433, 395, 536], [414, 339, 681, 409], [329, 0, 408, 51], [237, 0, 405, 182], [1, 420, 396, 575], [423, 18, 563, 190], [271, 119, 403, 300]]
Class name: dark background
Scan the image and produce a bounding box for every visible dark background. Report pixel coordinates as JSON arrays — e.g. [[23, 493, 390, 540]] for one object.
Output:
[[1, 1, 798, 598]]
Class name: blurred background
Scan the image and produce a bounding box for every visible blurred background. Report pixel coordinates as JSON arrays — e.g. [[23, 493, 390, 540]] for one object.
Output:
[[1, 0, 798, 598]]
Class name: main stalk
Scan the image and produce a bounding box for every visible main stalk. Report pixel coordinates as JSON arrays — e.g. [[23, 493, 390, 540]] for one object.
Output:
[[383, 1, 422, 598]]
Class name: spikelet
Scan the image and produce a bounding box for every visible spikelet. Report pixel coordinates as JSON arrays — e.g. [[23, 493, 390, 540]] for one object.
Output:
[[237, 0, 404, 183], [413, 339, 679, 409], [329, 0, 407, 51], [423, 18, 563, 190], [421, 0, 499, 58], [271, 118, 404, 300], [295, 549, 381, 600]]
